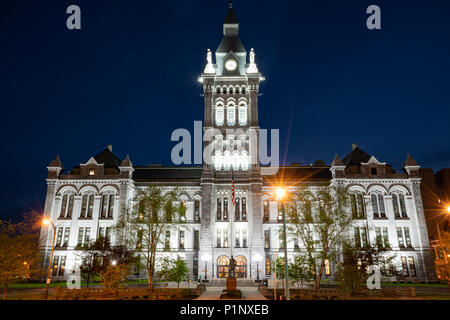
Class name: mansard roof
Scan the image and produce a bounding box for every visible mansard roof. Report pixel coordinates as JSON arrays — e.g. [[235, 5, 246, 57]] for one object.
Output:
[[342, 146, 372, 166], [133, 167, 203, 181], [262, 166, 332, 184], [93, 148, 121, 169]]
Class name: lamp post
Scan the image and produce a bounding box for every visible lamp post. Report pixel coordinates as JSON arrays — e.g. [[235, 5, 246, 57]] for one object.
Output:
[[42, 218, 56, 300], [253, 253, 262, 282], [201, 253, 211, 281], [438, 205, 450, 285], [276, 187, 290, 300]]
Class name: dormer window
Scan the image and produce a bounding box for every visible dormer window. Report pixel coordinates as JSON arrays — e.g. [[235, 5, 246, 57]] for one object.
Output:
[[89, 169, 95, 176], [370, 168, 377, 175]]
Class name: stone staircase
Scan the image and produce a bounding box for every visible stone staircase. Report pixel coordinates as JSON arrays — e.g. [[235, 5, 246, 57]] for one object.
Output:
[[204, 279, 259, 288]]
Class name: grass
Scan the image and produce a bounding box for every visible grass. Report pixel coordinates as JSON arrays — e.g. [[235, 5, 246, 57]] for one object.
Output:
[[382, 282, 449, 288]]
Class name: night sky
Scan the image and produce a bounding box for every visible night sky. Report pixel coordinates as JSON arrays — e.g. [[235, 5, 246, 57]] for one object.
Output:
[[1, 0, 450, 219]]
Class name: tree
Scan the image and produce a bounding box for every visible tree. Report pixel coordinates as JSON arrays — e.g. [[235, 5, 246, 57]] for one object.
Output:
[[156, 256, 175, 288], [170, 258, 189, 288], [335, 242, 403, 292], [288, 254, 315, 296], [77, 236, 137, 287], [115, 185, 186, 289], [0, 212, 42, 299], [100, 264, 129, 295], [285, 185, 353, 289]]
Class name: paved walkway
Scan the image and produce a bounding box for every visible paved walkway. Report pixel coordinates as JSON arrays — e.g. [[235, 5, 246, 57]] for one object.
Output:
[[195, 287, 267, 300]]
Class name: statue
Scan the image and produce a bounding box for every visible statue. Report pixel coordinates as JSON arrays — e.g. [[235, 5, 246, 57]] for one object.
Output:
[[250, 48, 255, 64], [228, 255, 236, 278], [247, 48, 258, 73], [207, 49, 212, 65]]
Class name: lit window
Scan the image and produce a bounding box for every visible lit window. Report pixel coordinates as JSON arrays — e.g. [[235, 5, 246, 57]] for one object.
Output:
[[238, 103, 247, 125], [89, 169, 95, 176], [324, 259, 331, 276], [227, 103, 235, 125], [216, 104, 224, 126]]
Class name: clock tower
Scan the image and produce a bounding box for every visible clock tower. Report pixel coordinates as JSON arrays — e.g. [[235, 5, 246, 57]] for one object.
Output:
[[198, 3, 265, 280]]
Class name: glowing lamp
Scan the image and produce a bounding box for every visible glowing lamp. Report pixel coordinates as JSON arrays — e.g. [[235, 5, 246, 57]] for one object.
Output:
[[275, 187, 285, 200]]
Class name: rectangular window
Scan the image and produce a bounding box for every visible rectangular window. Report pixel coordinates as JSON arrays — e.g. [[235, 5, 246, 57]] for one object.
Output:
[[357, 194, 366, 218], [397, 227, 405, 248], [58, 256, 66, 276], [241, 198, 247, 220], [401, 256, 409, 276], [235, 228, 240, 248], [242, 228, 247, 248], [399, 194, 407, 217], [264, 230, 270, 249], [84, 227, 90, 245], [238, 106, 247, 126], [52, 256, 59, 276], [279, 228, 284, 249], [216, 229, 222, 248], [89, 169, 95, 176], [105, 227, 111, 241], [77, 227, 84, 246], [361, 227, 368, 246], [216, 107, 224, 126], [87, 195, 94, 218], [194, 230, 199, 249], [235, 198, 240, 221], [265, 257, 271, 276], [404, 227, 411, 247], [101, 195, 108, 218], [371, 167, 377, 175], [179, 230, 185, 250], [351, 194, 358, 218], [354, 227, 361, 247], [165, 230, 170, 250], [62, 227, 70, 247], [408, 257, 416, 277], [375, 227, 382, 247], [382, 227, 390, 248], [324, 259, 331, 276], [98, 227, 105, 239]]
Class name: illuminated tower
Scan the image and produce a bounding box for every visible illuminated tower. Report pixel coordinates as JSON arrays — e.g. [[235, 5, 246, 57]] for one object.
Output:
[[198, 3, 265, 280]]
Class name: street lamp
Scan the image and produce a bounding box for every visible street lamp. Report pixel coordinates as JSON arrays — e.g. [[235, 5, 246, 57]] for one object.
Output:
[[253, 253, 262, 282], [201, 253, 211, 281], [276, 187, 290, 300], [42, 218, 56, 300]]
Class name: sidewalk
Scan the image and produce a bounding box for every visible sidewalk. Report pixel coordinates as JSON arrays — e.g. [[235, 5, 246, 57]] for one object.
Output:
[[195, 287, 267, 300]]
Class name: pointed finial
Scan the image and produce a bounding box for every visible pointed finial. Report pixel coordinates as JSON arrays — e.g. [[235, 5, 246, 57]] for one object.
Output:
[[229, 1, 233, 8]]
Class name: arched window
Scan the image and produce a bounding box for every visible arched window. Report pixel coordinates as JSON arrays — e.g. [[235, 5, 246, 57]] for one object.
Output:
[[240, 151, 249, 170], [304, 200, 312, 222], [194, 200, 200, 222], [235, 198, 240, 221], [392, 193, 407, 218], [215, 104, 224, 126], [350, 193, 366, 219], [217, 198, 222, 220], [238, 103, 247, 126], [224, 151, 231, 170], [60, 193, 74, 219], [100, 193, 115, 218], [263, 200, 269, 222], [214, 150, 223, 170], [216, 87, 221, 94], [241, 197, 247, 220], [223, 198, 229, 220], [227, 103, 235, 125], [232, 151, 240, 170], [371, 194, 386, 218], [241, 87, 246, 94], [81, 194, 94, 218]]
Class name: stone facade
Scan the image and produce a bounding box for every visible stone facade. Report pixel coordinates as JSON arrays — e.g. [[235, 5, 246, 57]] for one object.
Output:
[[39, 4, 437, 283]]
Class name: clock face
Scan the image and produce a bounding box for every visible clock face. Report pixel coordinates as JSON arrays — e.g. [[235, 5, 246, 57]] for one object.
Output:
[[225, 59, 237, 71]]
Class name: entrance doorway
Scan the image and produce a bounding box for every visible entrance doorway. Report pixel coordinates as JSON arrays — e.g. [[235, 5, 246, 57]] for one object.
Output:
[[235, 256, 247, 278], [217, 256, 229, 278]]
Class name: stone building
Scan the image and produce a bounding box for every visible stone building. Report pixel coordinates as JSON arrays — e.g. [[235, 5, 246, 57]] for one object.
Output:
[[40, 4, 436, 283]]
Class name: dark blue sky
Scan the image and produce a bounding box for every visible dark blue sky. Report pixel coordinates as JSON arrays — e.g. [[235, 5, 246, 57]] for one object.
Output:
[[1, 0, 450, 219]]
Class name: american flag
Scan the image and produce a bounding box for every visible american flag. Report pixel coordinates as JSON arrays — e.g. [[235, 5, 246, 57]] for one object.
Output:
[[231, 172, 235, 206]]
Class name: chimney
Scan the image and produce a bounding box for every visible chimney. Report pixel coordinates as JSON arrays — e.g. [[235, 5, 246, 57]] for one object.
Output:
[[106, 145, 112, 152], [352, 143, 358, 150]]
